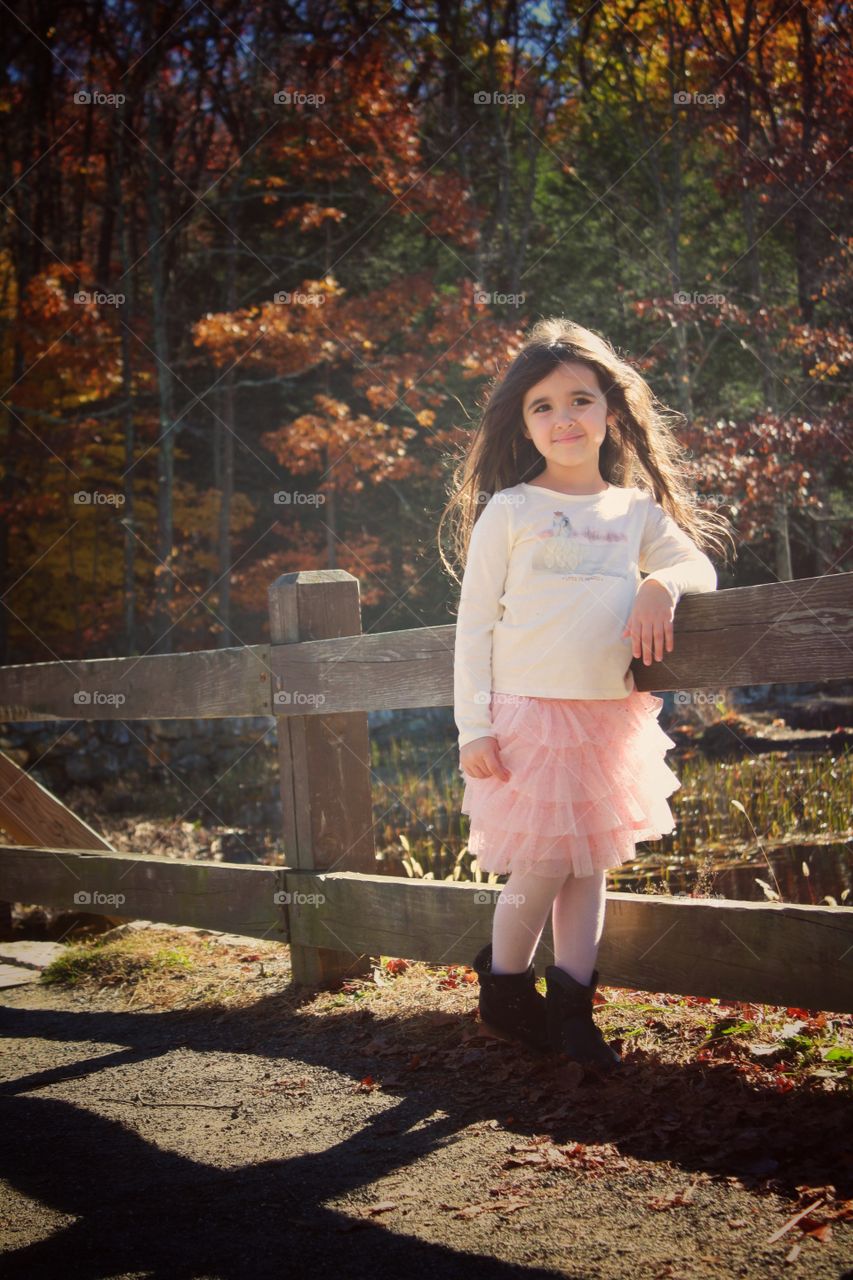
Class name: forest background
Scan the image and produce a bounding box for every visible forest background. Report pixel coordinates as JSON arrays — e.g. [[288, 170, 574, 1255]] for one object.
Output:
[[1, 0, 850, 664]]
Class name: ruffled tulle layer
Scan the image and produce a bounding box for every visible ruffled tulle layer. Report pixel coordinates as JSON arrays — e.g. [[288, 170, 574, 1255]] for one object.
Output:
[[461, 689, 680, 879]]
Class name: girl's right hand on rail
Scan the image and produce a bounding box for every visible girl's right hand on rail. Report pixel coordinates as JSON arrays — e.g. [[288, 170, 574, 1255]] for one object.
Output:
[[460, 736, 511, 782]]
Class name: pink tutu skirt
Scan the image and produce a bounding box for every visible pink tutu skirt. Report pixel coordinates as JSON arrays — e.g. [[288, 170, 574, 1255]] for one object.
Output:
[[461, 688, 681, 879]]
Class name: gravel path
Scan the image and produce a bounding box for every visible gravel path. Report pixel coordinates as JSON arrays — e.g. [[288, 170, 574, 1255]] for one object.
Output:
[[0, 936, 851, 1280]]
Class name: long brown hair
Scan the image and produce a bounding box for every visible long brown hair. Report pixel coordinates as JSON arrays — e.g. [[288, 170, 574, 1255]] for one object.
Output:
[[438, 317, 737, 586]]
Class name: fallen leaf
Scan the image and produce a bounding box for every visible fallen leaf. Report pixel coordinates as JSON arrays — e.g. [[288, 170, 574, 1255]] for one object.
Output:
[[453, 1197, 531, 1219], [798, 1216, 832, 1241], [766, 1198, 824, 1243], [647, 1187, 696, 1210], [363, 1201, 397, 1216]]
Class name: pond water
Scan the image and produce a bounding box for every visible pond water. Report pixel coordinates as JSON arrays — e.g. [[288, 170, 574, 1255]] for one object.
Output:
[[373, 734, 852, 906]]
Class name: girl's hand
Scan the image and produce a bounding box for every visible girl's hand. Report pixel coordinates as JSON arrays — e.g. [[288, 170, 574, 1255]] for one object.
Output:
[[460, 735, 510, 782], [623, 579, 675, 665]]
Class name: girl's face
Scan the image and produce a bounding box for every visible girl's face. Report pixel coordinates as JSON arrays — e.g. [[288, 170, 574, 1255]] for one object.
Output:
[[521, 361, 614, 483]]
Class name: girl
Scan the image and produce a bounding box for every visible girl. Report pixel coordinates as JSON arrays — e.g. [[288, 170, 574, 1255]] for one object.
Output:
[[440, 318, 735, 1073]]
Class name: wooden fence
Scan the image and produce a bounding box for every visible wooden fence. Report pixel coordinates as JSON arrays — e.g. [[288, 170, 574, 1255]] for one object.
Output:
[[0, 569, 851, 1011]]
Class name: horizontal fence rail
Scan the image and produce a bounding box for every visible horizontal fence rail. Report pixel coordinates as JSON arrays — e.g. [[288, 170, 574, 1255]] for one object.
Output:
[[1, 567, 851, 1001], [0, 851, 850, 1012], [0, 644, 272, 722], [0, 573, 850, 722], [0, 847, 288, 940]]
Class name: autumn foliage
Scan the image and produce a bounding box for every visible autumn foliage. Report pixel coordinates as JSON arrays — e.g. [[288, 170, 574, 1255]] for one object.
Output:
[[0, 2, 848, 659]]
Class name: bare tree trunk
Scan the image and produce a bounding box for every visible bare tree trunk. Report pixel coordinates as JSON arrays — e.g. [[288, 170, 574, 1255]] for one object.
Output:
[[0, 343, 23, 662], [792, 0, 819, 326], [325, 455, 337, 569], [774, 493, 793, 581], [216, 225, 237, 647], [739, 180, 776, 409], [114, 99, 137, 654], [666, 142, 693, 420], [145, 93, 176, 653]]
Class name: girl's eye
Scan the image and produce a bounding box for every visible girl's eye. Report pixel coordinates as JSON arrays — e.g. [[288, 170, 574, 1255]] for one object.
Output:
[[532, 398, 591, 412]]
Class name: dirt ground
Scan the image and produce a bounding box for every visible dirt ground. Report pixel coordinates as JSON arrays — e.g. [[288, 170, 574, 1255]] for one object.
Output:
[[1, 926, 851, 1280]]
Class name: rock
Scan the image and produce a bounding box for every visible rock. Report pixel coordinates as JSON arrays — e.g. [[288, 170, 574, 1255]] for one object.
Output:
[[66, 752, 97, 782], [0, 940, 67, 969], [28, 764, 67, 793], [234, 801, 282, 830], [0, 964, 40, 989], [172, 754, 210, 774], [781, 697, 853, 731], [147, 719, 192, 740], [263, 801, 282, 827], [210, 829, 257, 862], [101, 722, 131, 746], [92, 745, 123, 777], [43, 730, 87, 752]]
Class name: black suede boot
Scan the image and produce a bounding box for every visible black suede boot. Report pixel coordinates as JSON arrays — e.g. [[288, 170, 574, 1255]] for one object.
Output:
[[472, 943, 551, 1053], [545, 964, 622, 1072]]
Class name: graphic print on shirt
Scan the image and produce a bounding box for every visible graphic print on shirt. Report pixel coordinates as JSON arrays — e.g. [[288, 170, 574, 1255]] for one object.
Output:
[[533, 509, 628, 577]]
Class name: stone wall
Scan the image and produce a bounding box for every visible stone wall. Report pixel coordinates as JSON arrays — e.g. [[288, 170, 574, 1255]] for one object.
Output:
[[0, 707, 458, 829], [0, 683, 846, 823]]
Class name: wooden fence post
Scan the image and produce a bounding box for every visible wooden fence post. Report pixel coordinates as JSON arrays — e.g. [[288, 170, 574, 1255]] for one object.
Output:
[[268, 570, 376, 989]]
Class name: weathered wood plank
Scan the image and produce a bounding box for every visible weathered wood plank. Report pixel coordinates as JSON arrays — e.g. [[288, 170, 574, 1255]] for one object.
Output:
[[3, 851, 849, 1010], [0, 752, 115, 849], [0, 644, 273, 721], [0, 847, 288, 941], [0, 753, 127, 931], [268, 571, 376, 987], [270, 573, 853, 714], [0, 575, 850, 722], [282, 871, 853, 1013]]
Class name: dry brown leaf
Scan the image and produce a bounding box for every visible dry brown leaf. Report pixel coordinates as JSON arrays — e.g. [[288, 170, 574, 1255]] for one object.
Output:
[[362, 1201, 397, 1216], [453, 1197, 531, 1219], [766, 1198, 824, 1243]]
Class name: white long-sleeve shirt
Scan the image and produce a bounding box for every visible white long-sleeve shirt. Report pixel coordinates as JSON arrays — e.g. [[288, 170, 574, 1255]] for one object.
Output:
[[453, 480, 717, 750]]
